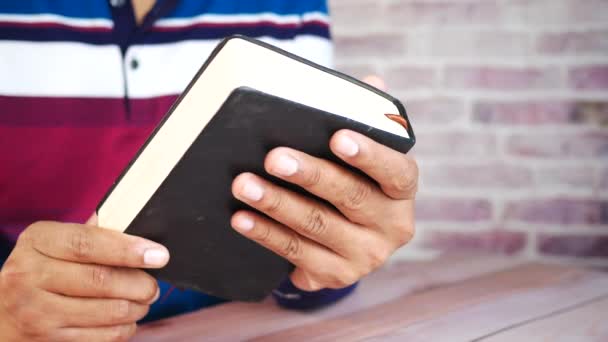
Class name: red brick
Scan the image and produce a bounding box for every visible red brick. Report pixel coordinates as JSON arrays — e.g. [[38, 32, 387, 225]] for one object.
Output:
[[535, 166, 595, 189], [334, 33, 406, 59], [386, 1, 501, 27], [506, 131, 608, 158], [443, 66, 561, 90], [415, 197, 493, 221], [537, 30, 608, 55], [504, 199, 607, 225], [423, 229, 527, 255], [569, 65, 608, 90], [567, 0, 608, 25], [539, 234, 608, 258], [384, 66, 436, 90], [405, 97, 466, 125], [473, 101, 575, 125], [410, 31, 530, 57], [330, 1, 385, 29], [422, 162, 533, 188], [335, 64, 379, 80], [509, 0, 608, 27], [600, 167, 608, 191], [413, 131, 496, 156]]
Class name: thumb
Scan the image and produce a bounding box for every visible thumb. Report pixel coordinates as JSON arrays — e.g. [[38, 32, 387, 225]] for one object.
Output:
[[86, 213, 98, 226], [362, 75, 387, 91], [290, 268, 324, 291]]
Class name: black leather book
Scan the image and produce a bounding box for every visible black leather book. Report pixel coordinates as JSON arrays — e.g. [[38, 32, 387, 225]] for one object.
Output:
[[96, 35, 416, 301]]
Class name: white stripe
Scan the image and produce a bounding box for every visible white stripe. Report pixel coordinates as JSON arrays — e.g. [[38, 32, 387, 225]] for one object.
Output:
[[0, 41, 124, 97], [0, 36, 332, 98], [0, 13, 113, 29], [126, 36, 333, 98], [154, 11, 329, 28]]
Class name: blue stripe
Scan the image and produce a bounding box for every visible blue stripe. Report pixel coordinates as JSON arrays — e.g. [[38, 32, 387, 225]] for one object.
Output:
[[167, 0, 329, 18], [0, 0, 111, 19], [0, 23, 329, 45], [0, 0, 328, 19]]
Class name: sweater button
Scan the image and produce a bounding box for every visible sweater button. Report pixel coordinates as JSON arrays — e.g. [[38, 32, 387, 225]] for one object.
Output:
[[130, 58, 139, 70]]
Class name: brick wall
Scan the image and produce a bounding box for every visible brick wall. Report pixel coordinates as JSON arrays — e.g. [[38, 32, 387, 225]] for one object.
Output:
[[328, 0, 608, 265]]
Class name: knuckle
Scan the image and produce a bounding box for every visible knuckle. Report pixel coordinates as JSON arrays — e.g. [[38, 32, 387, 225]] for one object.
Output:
[[398, 223, 415, 246], [279, 233, 302, 260], [108, 300, 131, 322], [392, 159, 419, 196], [89, 265, 112, 293], [0, 265, 30, 312], [341, 182, 372, 211], [364, 246, 390, 271], [302, 166, 322, 188], [110, 324, 136, 342], [17, 222, 44, 248], [69, 229, 94, 260], [301, 208, 328, 237], [255, 224, 273, 244], [0, 260, 23, 290], [139, 276, 158, 302], [331, 269, 359, 289], [14, 307, 42, 334], [264, 192, 284, 214]]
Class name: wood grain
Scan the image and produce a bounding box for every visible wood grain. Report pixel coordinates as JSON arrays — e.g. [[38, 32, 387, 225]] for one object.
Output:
[[251, 264, 592, 341], [133, 255, 608, 341], [481, 296, 608, 342], [364, 270, 608, 341], [134, 254, 519, 341]]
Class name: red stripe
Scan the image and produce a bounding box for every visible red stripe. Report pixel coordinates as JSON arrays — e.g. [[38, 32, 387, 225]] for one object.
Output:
[[0, 95, 177, 241], [151, 19, 329, 32], [0, 95, 177, 126], [0, 20, 112, 33]]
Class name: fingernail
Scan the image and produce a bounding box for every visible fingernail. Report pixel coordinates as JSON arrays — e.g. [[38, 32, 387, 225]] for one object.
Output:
[[272, 154, 299, 176], [143, 248, 169, 267], [241, 180, 264, 201], [150, 288, 160, 303], [335, 134, 359, 157], [233, 215, 255, 232]]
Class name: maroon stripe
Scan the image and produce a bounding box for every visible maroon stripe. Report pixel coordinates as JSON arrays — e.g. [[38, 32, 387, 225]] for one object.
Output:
[[151, 19, 329, 32], [0, 20, 112, 32], [0, 95, 176, 244], [0, 95, 177, 126], [0, 125, 157, 236]]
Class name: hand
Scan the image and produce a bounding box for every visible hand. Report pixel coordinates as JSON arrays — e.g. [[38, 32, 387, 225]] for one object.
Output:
[[231, 129, 417, 291], [0, 219, 170, 341]]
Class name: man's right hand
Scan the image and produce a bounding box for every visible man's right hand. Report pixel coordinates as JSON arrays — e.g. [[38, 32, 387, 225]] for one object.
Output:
[[0, 220, 170, 341]]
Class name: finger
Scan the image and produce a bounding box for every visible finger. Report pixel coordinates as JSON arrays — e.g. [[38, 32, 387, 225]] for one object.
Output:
[[230, 210, 346, 272], [25, 221, 170, 268], [56, 323, 136, 342], [290, 268, 325, 291], [264, 146, 394, 226], [46, 292, 149, 327], [330, 129, 418, 200], [231, 173, 367, 255], [86, 214, 98, 226], [39, 258, 159, 304], [362, 75, 387, 91]]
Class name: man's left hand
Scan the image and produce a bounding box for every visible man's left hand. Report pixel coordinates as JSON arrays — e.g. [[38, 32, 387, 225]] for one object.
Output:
[[230, 129, 418, 291]]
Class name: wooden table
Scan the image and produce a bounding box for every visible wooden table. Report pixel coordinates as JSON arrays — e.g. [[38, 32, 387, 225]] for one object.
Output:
[[134, 255, 608, 341]]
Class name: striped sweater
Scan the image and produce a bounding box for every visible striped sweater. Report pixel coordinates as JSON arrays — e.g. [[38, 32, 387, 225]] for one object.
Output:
[[0, 0, 355, 323]]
